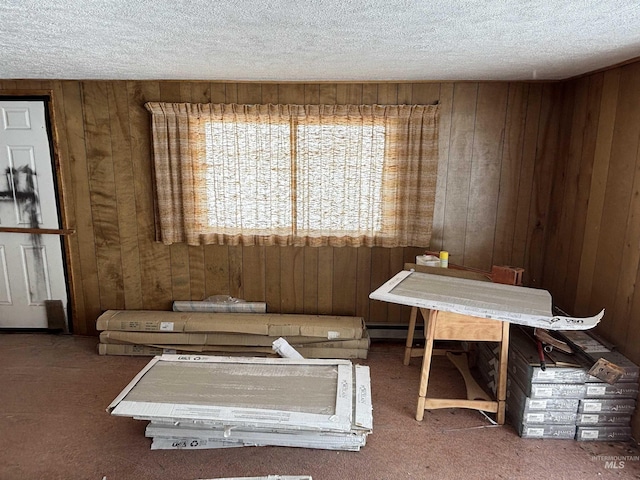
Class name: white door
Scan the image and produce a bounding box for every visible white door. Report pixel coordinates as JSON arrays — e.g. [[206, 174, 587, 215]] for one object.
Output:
[[0, 100, 68, 328]]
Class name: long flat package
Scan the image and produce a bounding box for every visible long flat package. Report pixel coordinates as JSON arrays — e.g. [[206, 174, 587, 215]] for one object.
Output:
[[370, 270, 604, 330], [98, 329, 370, 359], [107, 354, 373, 451], [559, 330, 640, 383], [99, 330, 370, 348], [98, 343, 369, 359], [97, 310, 364, 340]]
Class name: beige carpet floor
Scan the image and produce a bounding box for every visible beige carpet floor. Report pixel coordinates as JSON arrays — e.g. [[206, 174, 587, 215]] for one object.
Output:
[[1, 333, 639, 480]]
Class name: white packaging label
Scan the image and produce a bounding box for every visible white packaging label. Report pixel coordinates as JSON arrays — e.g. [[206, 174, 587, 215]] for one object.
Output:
[[580, 414, 599, 424], [160, 321, 174, 332], [536, 370, 556, 380], [173, 355, 211, 362], [533, 387, 553, 397], [526, 428, 545, 437], [327, 331, 340, 340], [529, 400, 548, 409], [526, 413, 545, 423], [580, 429, 600, 439], [583, 402, 602, 412], [587, 386, 606, 396]]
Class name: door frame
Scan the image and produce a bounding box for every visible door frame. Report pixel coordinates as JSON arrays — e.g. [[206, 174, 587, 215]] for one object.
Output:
[[0, 91, 75, 332]]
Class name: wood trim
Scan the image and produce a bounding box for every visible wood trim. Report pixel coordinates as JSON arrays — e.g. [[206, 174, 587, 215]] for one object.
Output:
[[45, 86, 79, 332], [207, 79, 558, 85], [0, 227, 75, 235], [566, 55, 640, 82], [0, 89, 54, 97]]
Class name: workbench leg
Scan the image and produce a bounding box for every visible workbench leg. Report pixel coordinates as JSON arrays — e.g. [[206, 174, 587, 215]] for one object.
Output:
[[416, 308, 438, 421], [496, 322, 510, 425], [404, 307, 419, 366]]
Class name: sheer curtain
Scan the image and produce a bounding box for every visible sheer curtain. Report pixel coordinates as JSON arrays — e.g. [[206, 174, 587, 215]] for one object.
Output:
[[145, 102, 439, 247]]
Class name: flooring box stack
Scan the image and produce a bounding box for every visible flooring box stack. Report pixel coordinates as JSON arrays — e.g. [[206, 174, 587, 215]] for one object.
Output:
[[108, 354, 373, 451], [560, 330, 639, 442], [96, 310, 369, 359], [477, 326, 586, 439]]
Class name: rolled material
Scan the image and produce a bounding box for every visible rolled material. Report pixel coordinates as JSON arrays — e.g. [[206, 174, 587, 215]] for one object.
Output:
[[173, 301, 267, 313]]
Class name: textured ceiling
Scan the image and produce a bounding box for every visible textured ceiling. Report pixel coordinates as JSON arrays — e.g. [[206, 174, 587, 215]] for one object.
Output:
[[2, 0, 640, 81]]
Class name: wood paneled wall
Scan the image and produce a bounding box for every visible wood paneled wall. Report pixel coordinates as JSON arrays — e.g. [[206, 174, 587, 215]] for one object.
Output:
[[0, 80, 563, 335], [543, 61, 640, 367], [539, 61, 640, 440]]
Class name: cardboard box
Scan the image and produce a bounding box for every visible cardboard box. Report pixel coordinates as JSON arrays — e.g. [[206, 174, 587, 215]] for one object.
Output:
[[575, 413, 632, 426], [96, 310, 364, 339], [506, 378, 579, 413], [508, 327, 587, 384], [508, 406, 577, 426], [99, 344, 168, 356], [108, 356, 372, 451], [98, 342, 369, 359], [578, 398, 636, 414], [516, 424, 577, 439], [576, 426, 632, 441], [99, 330, 369, 348], [584, 382, 639, 399], [507, 377, 586, 399], [560, 331, 640, 383], [146, 423, 367, 451]]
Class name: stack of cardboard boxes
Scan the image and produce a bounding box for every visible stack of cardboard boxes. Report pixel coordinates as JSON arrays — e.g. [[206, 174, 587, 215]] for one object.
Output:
[[562, 330, 639, 441], [96, 310, 370, 359], [478, 326, 638, 441], [108, 354, 373, 451], [478, 327, 585, 439]]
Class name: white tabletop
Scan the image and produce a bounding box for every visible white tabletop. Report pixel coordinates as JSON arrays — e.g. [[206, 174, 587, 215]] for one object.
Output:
[[369, 270, 603, 331]]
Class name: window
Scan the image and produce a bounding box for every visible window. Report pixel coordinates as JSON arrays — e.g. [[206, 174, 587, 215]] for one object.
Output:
[[204, 119, 293, 232], [204, 115, 386, 235], [145, 103, 439, 248]]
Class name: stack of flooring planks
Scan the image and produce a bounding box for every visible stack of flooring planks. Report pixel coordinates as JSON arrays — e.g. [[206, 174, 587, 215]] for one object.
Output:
[[97, 310, 370, 359], [477, 326, 639, 441], [559, 330, 639, 442], [108, 354, 373, 451], [477, 327, 585, 439]]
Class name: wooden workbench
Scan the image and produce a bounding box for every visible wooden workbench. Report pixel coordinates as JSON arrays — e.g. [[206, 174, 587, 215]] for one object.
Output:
[[412, 306, 509, 423], [370, 265, 603, 423]]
